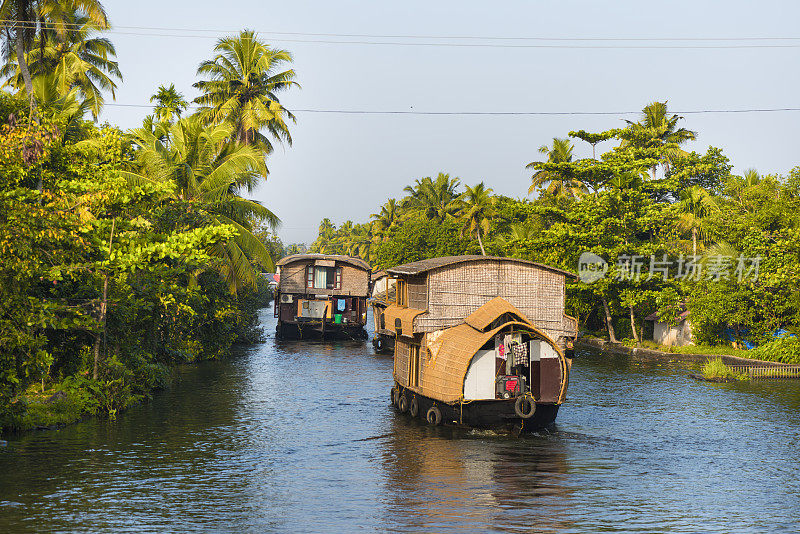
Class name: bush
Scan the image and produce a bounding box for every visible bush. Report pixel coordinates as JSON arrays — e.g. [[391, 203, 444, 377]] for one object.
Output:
[[747, 335, 800, 364], [701, 358, 748, 380]]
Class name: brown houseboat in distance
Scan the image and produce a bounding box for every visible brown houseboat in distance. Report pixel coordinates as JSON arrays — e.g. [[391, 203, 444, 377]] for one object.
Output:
[[274, 254, 371, 339], [376, 256, 578, 432]]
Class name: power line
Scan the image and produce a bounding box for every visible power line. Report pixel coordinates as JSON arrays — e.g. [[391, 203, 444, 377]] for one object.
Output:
[[104, 103, 800, 116], [3, 19, 800, 42], [4, 20, 800, 49], [65, 32, 800, 49]]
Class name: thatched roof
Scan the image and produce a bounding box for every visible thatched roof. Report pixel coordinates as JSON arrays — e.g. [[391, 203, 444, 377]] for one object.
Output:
[[387, 255, 576, 279], [383, 304, 426, 337], [464, 297, 531, 331], [276, 254, 370, 271], [421, 317, 561, 403]]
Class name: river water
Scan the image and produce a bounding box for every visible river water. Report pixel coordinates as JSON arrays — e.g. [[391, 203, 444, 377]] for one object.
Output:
[[1, 309, 799, 533]]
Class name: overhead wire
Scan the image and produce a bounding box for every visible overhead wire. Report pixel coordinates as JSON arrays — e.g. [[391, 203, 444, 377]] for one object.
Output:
[[3, 19, 800, 48], [104, 103, 800, 116]]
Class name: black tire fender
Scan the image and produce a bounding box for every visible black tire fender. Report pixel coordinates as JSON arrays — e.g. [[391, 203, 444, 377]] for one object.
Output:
[[397, 394, 409, 413], [514, 396, 536, 419], [409, 396, 419, 417], [426, 405, 442, 426], [391, 387, 398, 406]]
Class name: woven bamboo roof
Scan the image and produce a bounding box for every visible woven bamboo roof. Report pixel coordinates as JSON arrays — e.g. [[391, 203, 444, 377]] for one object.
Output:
[[421, 318, 561, 403], [383, 304, 426, 337], [276, 254, 370, 271], [386, 255, 576, 279], [464, 297, 531, 331]]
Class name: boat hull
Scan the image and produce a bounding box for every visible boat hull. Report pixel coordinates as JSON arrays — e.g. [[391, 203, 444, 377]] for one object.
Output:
[[394, 387, 559, 433], [276, 321, 367, 340]]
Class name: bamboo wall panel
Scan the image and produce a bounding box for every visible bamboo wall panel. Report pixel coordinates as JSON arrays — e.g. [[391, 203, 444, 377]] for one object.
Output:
[[407, 275, 428, 310], [413, 260, 573, 346], [394, 339, 410, 385], [278, 263, 308, 294]]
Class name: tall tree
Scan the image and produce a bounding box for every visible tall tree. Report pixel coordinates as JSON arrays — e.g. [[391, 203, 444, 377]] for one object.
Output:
[[193, 30, 298, 153], [402, 172, 461, 222], [526, 137, 587, 198], [370, 198, 401, 241], [621, 101, 696, 177], [123, 116, 280, 293], [1, 10, 120, 119], [458, 182, 494, 256], [0, 0, 109, 106], [150, 83, 187, 124], [675, 185, 719, 256]]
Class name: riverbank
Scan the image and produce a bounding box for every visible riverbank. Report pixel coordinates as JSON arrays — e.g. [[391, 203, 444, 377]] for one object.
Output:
[[575, 337, 791, 367], [1, 296, 271, 436]]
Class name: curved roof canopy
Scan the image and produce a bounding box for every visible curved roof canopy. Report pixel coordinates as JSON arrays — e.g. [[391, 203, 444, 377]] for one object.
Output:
[[386, 255, 576, 279], [276, 254, 370, 271]]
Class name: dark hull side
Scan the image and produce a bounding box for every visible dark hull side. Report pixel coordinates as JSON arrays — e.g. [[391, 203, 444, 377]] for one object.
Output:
[[276, 322, 367, 340], [395, 387, 559, 433], [372, 333, 395, 353]]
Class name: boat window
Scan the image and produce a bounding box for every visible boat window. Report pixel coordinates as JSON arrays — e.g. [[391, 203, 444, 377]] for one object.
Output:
[[396, 280, 407, 306], [306, 265, 343, 290]]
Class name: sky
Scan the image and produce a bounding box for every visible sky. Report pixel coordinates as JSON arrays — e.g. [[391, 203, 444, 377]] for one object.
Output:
[[99, 0, 800, 245]]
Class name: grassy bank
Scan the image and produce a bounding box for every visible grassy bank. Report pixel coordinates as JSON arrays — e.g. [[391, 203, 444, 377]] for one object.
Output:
[[700, 358, 749, 381], [612, 335, 800, 364]]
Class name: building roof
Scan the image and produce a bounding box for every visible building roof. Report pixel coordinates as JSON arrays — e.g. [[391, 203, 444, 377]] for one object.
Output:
[[386, 255, 576, 279], [276, 253, 370, 271]]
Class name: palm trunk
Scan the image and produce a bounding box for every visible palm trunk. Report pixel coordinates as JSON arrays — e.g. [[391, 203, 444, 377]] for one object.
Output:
[[477, 227, 486, 256], [94, 218, 116, 379], [15, 33, 34, 101], [629, 306, 639, 345], [601, 296, 617, 343], [692, 228, 697, 257]]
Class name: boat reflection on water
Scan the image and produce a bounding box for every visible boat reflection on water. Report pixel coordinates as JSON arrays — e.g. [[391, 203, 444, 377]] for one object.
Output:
[[379, 416, 576, 532]]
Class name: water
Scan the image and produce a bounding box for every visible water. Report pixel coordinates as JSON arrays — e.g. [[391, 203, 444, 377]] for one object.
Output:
[[2, 309, 799, 533]]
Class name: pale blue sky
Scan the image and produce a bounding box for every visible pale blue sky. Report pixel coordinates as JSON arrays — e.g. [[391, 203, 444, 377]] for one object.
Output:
[[100, 0, 800, 244]]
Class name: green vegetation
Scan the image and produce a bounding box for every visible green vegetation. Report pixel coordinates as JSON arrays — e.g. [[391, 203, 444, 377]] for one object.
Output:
[[0, 5, 296, 431], [701, 358, 748, 381], [747, 335, 800, 364], [314, 101, 800, 359]]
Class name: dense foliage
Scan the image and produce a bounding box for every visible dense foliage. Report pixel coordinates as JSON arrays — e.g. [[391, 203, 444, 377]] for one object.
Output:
[[0, 7, 295, 430], [312, 102, 800, 355]]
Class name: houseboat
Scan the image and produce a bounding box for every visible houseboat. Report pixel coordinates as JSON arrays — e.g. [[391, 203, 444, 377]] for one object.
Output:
[[274, 254, 371, 339], [369, 269, 396, 353], [377, 256, 577, 432]]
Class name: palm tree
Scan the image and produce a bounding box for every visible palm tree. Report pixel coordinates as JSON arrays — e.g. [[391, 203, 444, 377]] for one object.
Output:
[[193, 30, 299, 153], [312, 218, 336, 253], [495, 221, 540, 252], [621, 101, 696, 177], [0, 0, 109, 106], [675, 186, 719, 256], [402, 172, 461, 222], [350, 222, 373, 261], [150, 83, 188, 124], [458, 182, 494, 256], [526, 138, 587, 198], [1, 10, 120, 119], [122, 116, 280, 293], [370, 198, 401, 240]]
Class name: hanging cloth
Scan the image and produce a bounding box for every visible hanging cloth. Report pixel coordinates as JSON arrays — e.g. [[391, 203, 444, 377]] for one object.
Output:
[[337, 299, 346, 312]]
